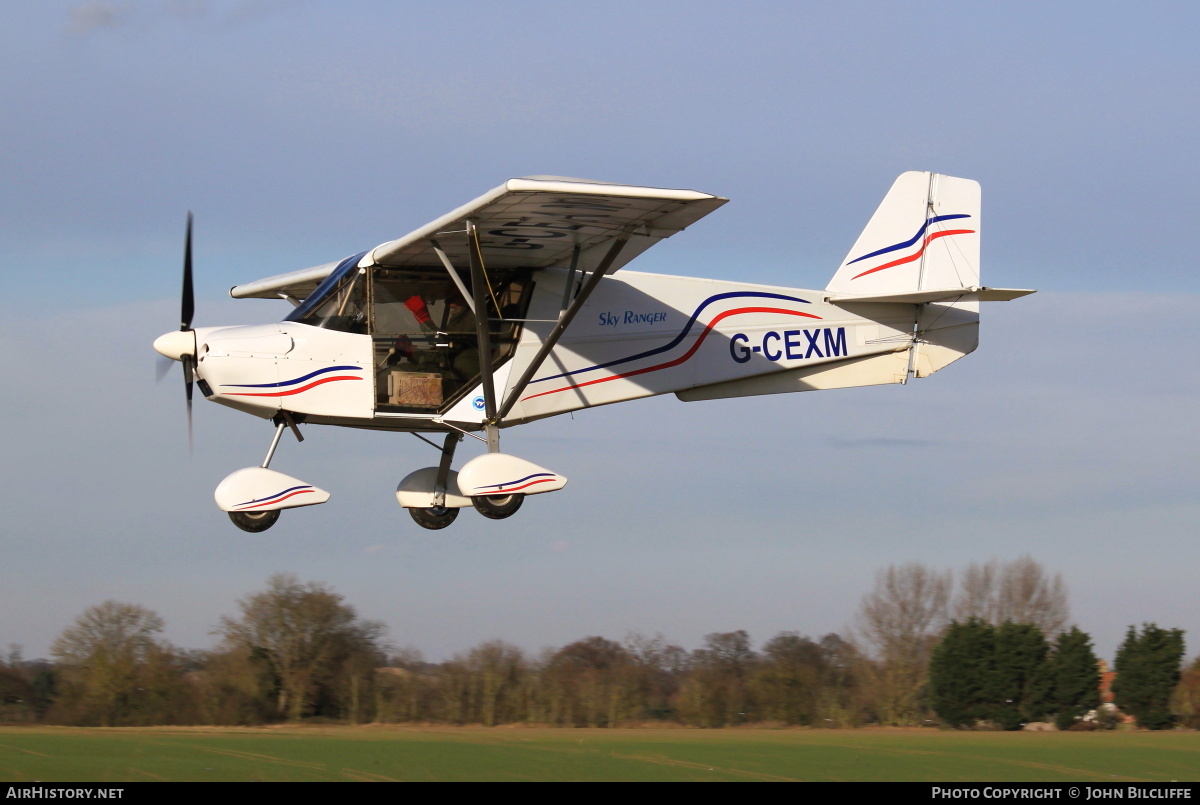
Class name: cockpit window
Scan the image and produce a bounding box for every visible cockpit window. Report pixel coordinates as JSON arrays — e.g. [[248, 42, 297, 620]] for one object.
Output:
[[372, 267, 531, 413], [285, 251, 534, 413], [285, 252, 368, 331]]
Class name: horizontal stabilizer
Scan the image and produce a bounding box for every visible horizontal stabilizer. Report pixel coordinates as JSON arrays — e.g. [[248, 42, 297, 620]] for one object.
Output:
[[827, 287, 1035, 305]]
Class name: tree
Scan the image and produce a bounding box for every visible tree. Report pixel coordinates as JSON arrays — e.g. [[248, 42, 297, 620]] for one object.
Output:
[[0, 646, 38, 723], [815, 633, 868, 727], [1043, 626, 1101, 730], [930, 619, 1061, 730], [752, 632, 822, 725], [542, 636, 637, 727], [1171, 656, 1200, 730], [191, 645, 275, 725], [991, 622, 1050, 730], [374, 648, 433, 724], [953, 556, 1068, 637], [675, 631, 757, 727], [464, 640, 527, 727], [1112, 623, 1185, 730], [856, 563, 951, 725], [928, 618, 997, 728], [217, 574, 386, 722], [622, 632, 688, 722], [49, 601, 186, 726]]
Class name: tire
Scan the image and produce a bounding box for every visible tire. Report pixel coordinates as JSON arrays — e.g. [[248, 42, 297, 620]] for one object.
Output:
[[471, 494, 524, 520], [229, 509, 280, 533], [409, 505, 460, 530]]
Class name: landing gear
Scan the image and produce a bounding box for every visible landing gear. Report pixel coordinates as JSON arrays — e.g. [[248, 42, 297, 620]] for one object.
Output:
[[471, 494, 524, 520], [398, 433, 469, 531], [409, 505, 459, 530], [229, 509, 280, 533], [393, 224, 574, 531], [215, 414, 329, 532]]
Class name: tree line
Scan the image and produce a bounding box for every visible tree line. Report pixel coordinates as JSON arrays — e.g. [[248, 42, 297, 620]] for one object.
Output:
[[2, 561, 1196, 729], [930, 619, 1187, 731]]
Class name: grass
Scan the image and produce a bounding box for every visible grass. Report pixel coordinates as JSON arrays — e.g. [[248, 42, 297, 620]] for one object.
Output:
[[1, 725, 1198, 782]]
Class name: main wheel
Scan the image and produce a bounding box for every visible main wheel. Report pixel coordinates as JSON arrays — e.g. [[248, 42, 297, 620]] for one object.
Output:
[[229, 509, 280, 533], [409, 505, 459, 530], [471, 494, 524, 520]]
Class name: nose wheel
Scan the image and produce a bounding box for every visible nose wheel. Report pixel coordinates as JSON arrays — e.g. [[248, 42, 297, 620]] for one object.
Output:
[[216, 416, 328, 533], [229, 509, 280, 533]]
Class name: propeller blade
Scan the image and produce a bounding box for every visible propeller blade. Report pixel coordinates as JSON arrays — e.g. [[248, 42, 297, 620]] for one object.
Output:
[[155, 354, 174, 383], [181, 212, 194, 332], [183, 354, 194, 452]]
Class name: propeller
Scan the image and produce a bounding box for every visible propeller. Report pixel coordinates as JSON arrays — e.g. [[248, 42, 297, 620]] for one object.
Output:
[[181, 213, 195, 449], [181, 212, 194, 331], [153, 213, 198, 451], [155, 354, 174, 383]]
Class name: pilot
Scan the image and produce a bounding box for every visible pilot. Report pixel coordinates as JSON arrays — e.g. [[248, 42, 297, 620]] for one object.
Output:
[[380, 286, 480, 399]]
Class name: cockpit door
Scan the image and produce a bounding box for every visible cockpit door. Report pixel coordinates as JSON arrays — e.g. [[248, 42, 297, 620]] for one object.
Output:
[[367, 266, 531, 413]]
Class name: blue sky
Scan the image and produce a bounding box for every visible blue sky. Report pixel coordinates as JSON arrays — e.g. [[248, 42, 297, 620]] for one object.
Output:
[[1, 1, 1197, 663]]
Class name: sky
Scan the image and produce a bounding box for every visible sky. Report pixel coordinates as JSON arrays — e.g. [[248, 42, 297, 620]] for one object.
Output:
[[1, 1, 1198, 665]]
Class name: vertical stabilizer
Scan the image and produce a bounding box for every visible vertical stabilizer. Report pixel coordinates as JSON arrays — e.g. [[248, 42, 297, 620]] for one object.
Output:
[[826, 171, 980, 296], [827, 172, 982, 379]]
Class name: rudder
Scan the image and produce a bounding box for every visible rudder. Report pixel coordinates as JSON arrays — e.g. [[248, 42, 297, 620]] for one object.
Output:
[[826, 171, 981, 296], [828, 172, 982, 378]]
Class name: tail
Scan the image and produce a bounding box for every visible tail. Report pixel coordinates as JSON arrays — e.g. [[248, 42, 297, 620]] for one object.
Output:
[[677, 173, 1032, 403], [827, 171, 984, 378], [827, 171, 981, 297]]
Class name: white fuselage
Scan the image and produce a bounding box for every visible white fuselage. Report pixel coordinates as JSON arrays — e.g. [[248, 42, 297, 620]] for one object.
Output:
[[190, 266, 972, 432]]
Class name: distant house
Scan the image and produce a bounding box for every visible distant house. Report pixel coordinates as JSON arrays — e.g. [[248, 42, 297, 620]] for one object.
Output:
[[1089, 659, 1134, 726], [1098, 659, 1116, 703]]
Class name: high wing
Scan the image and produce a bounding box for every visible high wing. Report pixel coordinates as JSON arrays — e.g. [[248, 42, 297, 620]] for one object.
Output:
[[229, 259, 341, 302], [230, 177, 727, 301]]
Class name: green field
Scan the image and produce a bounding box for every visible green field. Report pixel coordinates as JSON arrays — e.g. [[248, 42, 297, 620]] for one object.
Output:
[[1, 726, 1198, 782]]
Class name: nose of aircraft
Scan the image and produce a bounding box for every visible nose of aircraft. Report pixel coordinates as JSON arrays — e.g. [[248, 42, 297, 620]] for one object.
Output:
[[153, 329, 195, 361]]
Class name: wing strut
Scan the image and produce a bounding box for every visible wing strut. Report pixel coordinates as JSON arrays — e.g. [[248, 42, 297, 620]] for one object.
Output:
[[429, 239, 475, 314], [467, 221, 501, 452], [559, 245, 582, 314], [496, 235, 629, 420], [429, 225, 628, 436]]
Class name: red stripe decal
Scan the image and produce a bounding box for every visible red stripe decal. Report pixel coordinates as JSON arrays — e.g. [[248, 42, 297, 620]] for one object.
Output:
[[851, 229, 975, 280], [523, 306, 821, 401], [235, 489, 315, 509], [477, 478, 559, 494], [225, 376, 361, 398]]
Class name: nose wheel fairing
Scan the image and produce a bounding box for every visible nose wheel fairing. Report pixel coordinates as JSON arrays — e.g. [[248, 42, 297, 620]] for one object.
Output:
[[214, 467, 331, 513]]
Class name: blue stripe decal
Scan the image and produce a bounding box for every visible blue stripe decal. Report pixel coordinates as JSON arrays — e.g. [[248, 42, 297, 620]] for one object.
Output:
[[846, 214, 971, 265], [235, 485, 311, 507], [476, 473, 555, 490], [221, 365, 361, 389], [530, 291, 811, 385]]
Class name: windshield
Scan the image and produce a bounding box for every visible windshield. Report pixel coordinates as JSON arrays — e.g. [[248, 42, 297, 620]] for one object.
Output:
[[285, 251, 369, 329]]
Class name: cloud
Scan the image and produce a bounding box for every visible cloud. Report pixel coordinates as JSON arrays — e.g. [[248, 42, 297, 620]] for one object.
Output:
[[65, 0, 310, 36], [66, 2, 134, 35], [826, 437, 940, 449]]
